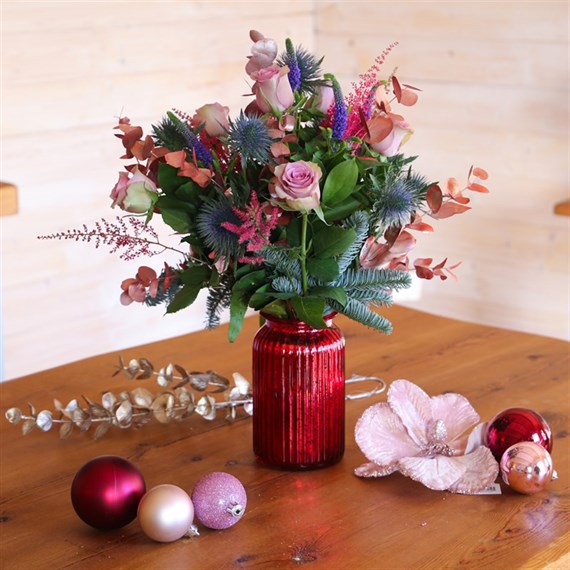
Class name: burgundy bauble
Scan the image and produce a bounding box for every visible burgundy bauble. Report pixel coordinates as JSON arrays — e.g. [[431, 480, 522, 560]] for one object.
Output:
[[485, 407, 552, 461], [500, 441, 554, 494], [71, 455, 146, 530], [191, 472, 247, 530]]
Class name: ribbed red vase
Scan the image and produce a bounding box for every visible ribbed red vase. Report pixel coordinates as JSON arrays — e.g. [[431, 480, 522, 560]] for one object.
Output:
[[252, 313, 345, 470]]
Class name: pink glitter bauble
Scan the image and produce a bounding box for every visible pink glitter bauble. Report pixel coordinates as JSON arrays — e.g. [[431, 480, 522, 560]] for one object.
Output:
[[71, 455, 146, 530], [191, 472, 247, 530], [485, 407, 552, 461]]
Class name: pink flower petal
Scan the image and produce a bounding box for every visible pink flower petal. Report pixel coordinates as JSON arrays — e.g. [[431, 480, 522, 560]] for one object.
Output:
[[354, 462, 399, 478], [430, 393, 480, 448], [355, 402, 419, 466], [398, 455, 467, 491], [464, 422, 488, 454], [387, 380, 433, 448], [447, 447, 499, 494]]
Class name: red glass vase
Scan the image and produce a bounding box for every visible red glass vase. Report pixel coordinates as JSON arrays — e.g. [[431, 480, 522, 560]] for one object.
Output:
[[252, 313, 345, 470]]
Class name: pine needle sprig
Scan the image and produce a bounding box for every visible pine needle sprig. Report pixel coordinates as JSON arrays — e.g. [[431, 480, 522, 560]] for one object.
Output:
[[38, 217, 186, 261], [338, 211, 370, 273], [205, 273, 234, 328]]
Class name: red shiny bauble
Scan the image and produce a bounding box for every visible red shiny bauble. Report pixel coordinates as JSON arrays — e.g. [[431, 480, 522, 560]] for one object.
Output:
[[71, 455, 146, 530], [485, 408, 553, 461]]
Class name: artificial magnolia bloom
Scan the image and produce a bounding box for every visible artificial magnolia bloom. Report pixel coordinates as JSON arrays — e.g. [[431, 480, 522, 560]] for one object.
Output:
[[272, 161, 322, 212], [110, 168, 157, 213], [354, 379, 499, 494], [251, 65, 295, 113], [192, 102, 230, 137], [366, 112, 413, 157]]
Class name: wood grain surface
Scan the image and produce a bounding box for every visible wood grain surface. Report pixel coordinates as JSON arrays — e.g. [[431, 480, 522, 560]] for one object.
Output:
[[0, 306, 568, 569]]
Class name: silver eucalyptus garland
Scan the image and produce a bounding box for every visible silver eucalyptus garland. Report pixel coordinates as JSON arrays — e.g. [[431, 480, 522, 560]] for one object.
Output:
[[5, 357, 385, 439]]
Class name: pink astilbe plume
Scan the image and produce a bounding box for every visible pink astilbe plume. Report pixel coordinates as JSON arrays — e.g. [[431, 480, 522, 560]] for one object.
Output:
[[354, 379, 499, 494], [344, 42, 399, 139], [221, 192, 280, 265], [38, 217, 178, 261]]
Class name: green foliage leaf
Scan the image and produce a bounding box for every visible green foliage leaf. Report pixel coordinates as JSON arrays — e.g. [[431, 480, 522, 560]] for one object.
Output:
[[179, 265, 211, 285], [228, 270, 267, 342], [160, 208, 191, 233], [157, 163, 185, 194], [322, 159, 359, 206], [306, 257, 340, 282], [290, 296, 327, 328], [166, 284, 201, 314], [313, 226, 356, 258], [310, 286, 347, 307], [324, 196, 363, 223]]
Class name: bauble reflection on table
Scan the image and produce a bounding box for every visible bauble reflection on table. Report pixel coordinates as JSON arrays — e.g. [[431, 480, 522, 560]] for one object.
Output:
[[137, 484, 196, 542], [71, 455, 146, 530], [499, 441, 555, 494]]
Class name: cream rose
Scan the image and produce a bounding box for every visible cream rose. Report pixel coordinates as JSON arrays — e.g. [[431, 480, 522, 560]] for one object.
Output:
[[110, 168, 157, 214], [192, 102, 230, 137]]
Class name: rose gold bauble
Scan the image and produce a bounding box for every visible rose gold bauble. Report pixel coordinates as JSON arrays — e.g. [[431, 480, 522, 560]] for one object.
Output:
[[500, 441, 554, 494], [137, 484, 194, 542]]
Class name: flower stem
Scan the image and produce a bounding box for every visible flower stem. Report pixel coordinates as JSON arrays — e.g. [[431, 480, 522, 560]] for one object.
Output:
[[300, 213, 308, 296]]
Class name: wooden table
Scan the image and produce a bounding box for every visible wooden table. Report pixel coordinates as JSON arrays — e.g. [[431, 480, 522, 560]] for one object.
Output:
[[1, 306, 568, 569]]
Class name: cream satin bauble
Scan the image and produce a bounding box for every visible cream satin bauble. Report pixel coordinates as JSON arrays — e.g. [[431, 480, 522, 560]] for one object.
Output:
[[137, 484, 195, 542]]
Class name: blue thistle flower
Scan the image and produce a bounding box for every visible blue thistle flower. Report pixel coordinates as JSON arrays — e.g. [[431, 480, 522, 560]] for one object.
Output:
[[196, 198, 241, 258], [227, 111, 273, 166], [278, 43, 324, 94], [325, 74, 347, 140], [372, 178, 415, 229], [165, 111, 213, 167]]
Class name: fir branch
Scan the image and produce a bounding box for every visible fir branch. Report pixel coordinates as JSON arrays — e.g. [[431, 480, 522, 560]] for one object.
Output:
[[205, 274, 234, 329], [336, 267, 411, 290], [272, 275, 303, 295], [331, 298, 393, 334], [338, 211, 370, 273]]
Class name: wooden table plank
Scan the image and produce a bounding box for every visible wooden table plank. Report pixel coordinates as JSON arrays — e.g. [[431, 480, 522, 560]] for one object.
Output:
[[0, 306, 568, 569]]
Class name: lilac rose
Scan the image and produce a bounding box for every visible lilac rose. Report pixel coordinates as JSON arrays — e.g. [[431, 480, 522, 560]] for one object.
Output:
[[272, 161, 322, 212]]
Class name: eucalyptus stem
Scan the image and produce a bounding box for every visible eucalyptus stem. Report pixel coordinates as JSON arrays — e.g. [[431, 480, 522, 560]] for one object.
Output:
[[300, 213, 308, 295]]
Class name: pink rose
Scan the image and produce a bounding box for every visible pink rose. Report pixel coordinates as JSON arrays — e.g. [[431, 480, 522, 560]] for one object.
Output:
[[110, 168, 157, 213], [192, 102, 230, 137], [314, 82, 334, 114], [245, 34, 278, 76], [367, 113, 413, 157], [251, 65, 294, 113], [272, 161, 322, 212]]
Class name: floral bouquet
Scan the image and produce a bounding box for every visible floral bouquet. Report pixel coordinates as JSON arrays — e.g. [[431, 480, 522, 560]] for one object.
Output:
[[45, 30, 489, 341]]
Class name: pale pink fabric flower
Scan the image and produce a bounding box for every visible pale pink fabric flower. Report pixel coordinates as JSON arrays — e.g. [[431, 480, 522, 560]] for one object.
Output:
[[355, 379, 498, 494]]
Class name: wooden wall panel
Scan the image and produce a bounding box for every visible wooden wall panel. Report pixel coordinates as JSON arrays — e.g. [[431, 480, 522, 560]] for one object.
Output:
[[316, 1, 569, 342], [1, 0, 315, 380]]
